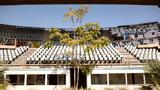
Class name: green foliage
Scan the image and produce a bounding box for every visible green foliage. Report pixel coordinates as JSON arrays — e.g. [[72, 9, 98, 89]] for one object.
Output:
[[0, 71, 4, 84], [64, 5, 89, 24], [0, 61, 4, 84], [144, 61, 160, 84], [47, 5, 110, 51], [32, 41, 40, 48], [144, 61, 160, 89], [49, 28, 62, 39], [0, 83, 7, 90], [44, 41, 54, 48], [0, 62, 7, 90], [47, 23, 110, 49], [80, 66, 94, 75]]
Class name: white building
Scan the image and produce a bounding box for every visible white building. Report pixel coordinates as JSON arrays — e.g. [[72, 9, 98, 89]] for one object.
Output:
[[1, 44, 159, 90]]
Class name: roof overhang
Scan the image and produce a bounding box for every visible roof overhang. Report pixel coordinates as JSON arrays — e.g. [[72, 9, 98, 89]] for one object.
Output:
[[0, 0, 159, 5]]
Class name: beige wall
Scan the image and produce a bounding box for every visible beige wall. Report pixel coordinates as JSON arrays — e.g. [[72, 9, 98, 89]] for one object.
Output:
[[42, 30, 49, 43]]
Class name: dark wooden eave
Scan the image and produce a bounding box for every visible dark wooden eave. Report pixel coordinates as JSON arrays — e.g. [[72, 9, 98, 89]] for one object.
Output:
[[0, 0, 159, 5], [0, 63, 145, 67]]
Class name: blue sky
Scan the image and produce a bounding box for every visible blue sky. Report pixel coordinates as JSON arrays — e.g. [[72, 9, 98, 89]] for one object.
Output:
[[0, 5, 159, 28]]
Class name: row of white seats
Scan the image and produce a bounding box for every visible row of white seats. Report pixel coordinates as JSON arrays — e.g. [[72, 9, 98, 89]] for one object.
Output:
[[125, 45, 159, 62], [0, 46, 29, 63], [27, 44, 123, 64]]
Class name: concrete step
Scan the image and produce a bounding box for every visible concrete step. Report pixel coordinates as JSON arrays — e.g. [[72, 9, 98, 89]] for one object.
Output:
[[116, 47, 140, 64], [12, 48, 36, 64]]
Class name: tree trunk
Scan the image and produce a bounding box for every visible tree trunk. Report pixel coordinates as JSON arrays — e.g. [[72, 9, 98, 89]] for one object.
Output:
[[76, 66, 79, 89], [73, 66, 76, 90]]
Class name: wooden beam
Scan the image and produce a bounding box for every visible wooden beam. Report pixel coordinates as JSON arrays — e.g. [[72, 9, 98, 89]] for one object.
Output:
[[0, 63, 146, 67], [101, 61, 104, 64]]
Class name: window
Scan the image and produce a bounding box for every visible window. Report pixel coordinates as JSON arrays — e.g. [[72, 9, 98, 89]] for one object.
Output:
[[127, 73, 144, 84], [47, 74, 66, 85], [6, 75, 24, 85], [109, 74, 125, 84], [27, 75, 45, 85], [91, 74, 107, 84]]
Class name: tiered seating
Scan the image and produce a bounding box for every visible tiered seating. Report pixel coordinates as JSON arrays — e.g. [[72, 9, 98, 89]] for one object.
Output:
[[0, 24, 44, 41], [0, 46, 29, 63], [27, 44, 123, 64], [124, 45, 159, 62], [110, 22, 160, 44], [112, 41, 141, 47], [111, 23, 159, 37]]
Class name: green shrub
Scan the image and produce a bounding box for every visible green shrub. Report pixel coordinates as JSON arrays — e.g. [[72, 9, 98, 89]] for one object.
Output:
[[32, 41, 40, 48]]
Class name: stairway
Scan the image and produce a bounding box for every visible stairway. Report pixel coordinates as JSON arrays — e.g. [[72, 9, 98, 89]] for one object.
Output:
[[116, 47, 140, 64], [12, 48, 36, 64]]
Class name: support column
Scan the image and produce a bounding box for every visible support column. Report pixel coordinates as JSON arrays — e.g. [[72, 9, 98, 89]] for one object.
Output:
[[107, 73, 109, 86], [24, 74, 27, 86], [143, 74, 146, 85], [45, 74, 48, 86], [87, 74, 91, 88], [4, 73, 6, 79], [66, 69, 70, 88], [125, 73, 128, 86]]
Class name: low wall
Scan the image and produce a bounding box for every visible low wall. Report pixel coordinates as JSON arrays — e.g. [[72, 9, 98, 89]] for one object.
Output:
[[89, 85, 142, 90], [6, 85, 69, 90]]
